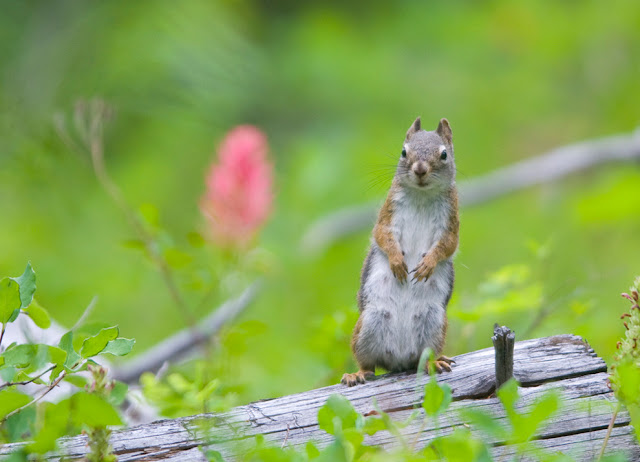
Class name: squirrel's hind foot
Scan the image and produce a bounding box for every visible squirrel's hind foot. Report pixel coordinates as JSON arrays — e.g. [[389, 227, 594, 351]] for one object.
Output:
[[341, 370, 375, 387], [428, 356, 455, 374]]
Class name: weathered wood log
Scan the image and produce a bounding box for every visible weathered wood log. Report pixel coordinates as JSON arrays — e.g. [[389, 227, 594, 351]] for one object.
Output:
[[1, 334, 637, 461]]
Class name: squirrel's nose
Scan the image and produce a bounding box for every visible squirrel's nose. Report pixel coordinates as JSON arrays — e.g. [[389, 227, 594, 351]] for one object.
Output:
[[413, 162, 428, 178]]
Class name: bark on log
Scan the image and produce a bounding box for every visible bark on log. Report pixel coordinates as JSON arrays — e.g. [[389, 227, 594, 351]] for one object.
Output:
[[1, 334, 636, 461]]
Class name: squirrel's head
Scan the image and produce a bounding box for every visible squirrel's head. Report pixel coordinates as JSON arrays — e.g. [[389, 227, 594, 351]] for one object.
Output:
[[396, 117, 455, 191]]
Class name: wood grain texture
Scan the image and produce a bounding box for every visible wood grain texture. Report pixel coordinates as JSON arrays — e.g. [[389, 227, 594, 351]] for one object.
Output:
[[2, 334, 636, 461]]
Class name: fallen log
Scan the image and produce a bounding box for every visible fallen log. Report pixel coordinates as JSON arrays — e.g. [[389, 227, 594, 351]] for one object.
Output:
[[1, 334, 637, 461]]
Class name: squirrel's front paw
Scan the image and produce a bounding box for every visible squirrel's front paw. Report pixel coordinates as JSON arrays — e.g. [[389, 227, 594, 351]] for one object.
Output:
[[412, 255, 437, 283], [389, 255, 409, 283]]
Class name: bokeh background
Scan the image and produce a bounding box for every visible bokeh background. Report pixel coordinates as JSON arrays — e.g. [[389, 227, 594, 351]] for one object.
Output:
[[1, 0, 639, 406]]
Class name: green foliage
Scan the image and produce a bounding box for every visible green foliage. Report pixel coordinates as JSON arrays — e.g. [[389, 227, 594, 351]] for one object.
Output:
[[1, 0, 638, 409], [424, 428, 491, 462], [610, 277, 640, 442], [23, 299, 50, 329], [317, 394, 361, 435], [10, 263, 36, 310], [141, 363, 237, 418], [1, 1, 640, 458], [0, 278, 21, 325], [459, 378, 562, 460], [0, 264, 134, 458], [81, 326, 119, 358], [235, 377, 565, 461], [423, 378, 452, 418]]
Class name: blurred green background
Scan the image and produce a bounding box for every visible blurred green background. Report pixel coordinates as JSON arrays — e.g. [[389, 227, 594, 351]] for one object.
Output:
[[1, 0, 639, 405]]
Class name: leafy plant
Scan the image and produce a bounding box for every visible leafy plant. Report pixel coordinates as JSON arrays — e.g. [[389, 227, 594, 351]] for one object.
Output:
[[462, 379, 560, 457], [0, 263, 134, 458], [141, 362, 237, 418], [608, 277, 640, 445]]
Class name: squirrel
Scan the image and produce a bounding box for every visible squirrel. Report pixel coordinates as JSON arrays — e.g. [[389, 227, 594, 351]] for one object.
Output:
[[341, 117, 459, 387]]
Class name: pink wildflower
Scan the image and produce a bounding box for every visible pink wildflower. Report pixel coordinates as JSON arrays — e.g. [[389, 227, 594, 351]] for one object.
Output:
[[200, 125, 274, 248]]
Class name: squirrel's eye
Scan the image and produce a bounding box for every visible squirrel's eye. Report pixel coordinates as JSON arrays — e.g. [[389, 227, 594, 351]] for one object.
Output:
[[440, 150, 447, 160], [401, 148, 407, 158]]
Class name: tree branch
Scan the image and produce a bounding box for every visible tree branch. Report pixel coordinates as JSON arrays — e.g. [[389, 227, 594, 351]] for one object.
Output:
[[111, 281, 262, 383], [0, 371, 67, 424], [301, 128, 640, 254], [0, 365, 56, 391]]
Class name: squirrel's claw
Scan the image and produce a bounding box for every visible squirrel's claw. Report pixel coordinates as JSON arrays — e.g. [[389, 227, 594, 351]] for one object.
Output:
[[412, 255, 437, 283], [390, 258, 409, 283], [341, 370, 374, 387], [427, 356, 455, 374]]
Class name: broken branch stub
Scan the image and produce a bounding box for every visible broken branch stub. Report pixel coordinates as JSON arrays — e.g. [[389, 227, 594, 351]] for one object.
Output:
[[492, 324, 515, 390]]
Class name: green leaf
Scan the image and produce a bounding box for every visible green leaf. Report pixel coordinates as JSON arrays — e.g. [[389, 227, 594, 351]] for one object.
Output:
[[306, 441, 321, 459], [27, 400, 71, 454], [4, 405, 36, 444], [317, 435, 352, 462], [58, 331, 81, 369], [7, 308, 20, 323], [101, 337, 135, 356], [0, 366, 16, 381], [48, 346, 67, 366], [0, 390, 31, 418], [10, 262, 36, 309], [121, 239, 147, 251], [64, 374, 88, 389], [614, 360, 640, 405], [164, 248, 193, 269], [341, 427, 364, 449], [417, 347, 434, 378], [1, 344, 36, 368], [14, 370, 45, 385], [187, 231, 205, 247], [598, 455, 630, 462], [423, 378, 452, 417], [205, 450, 225, 462], [317, 394, 359, 435], [516, 390, 560, 443], [71, 392, 123, 427], [460, 407, 509, 440], [362, 416, 386, 435], [139, 203, 159, 228], [497, 378, 520, 414], [24, 299, 50, 329], [3, 449, 28, 462], [108, 381, 129, 406], [0, 277, 22, 324], [80, 326, 119, 358], [427, 427, 492, 462]]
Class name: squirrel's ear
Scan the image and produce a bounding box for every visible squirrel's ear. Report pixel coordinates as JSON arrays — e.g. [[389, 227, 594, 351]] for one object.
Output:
[[437, 118, 453, 144], [405, 117, 421, 141]]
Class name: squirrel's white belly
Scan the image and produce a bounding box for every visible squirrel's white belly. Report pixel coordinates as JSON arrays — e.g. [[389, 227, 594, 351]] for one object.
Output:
[[357, 194, 453, 371]]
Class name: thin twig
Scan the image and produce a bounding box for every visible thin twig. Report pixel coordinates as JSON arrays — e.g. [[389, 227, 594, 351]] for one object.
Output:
[[71, 296, 99, 331], [111, 281, 261, 383], [0, 325, 6, 350], [0, 365, 56, 391], [56, 99, 196, 327], [281, 424, 290, 449], [1, 371, 67, 424], [598, 403, 620, 461]]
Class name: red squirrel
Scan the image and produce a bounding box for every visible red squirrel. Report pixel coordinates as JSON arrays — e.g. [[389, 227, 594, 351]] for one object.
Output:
[[342, 117, 459, 387]]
